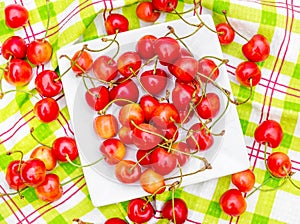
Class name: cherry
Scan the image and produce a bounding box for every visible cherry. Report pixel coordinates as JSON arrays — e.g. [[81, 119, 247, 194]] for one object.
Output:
[[162, 122, 179, 142], [172, 81, 197, 111], [117, 51, 142, 78], [219, 189, 247, 217], [231, 169, 255, 193], [27, 39, 52, 66], [254, 120, 283, 148], [35, 173, 63, 202], [136, 149, 153, 167], [105, 13, 129, 35], [151, 103, 180, 128], [150, 147, 177, 176], [170, 56, 198, 83], [127, 198, 155, 223], [93, 55, 118, 82], [85, 86, 110, 111], [152, 0, 178, 12], [4, 4, 28, 29], [215, 23, 235, 45], [195, 93, 220, 119], [5, 160, 26, 191], [118, 126, 133, 145], [136, 1, 161, 23], [115, 160, 141, 184], [171, 142, 190, 167], [235, 61, 261, 87], [155, 36, 180, 65], [20, 158, 46, 187], [1, 36, 27, 60], [242, 34, 270, 62], [178, 108, 194, 124], [186, 123, 214, 151], [105, 218, 127, 224], [4, 59, 33, 87], [139, 94, 160, 122], [34, 97, 59, 123], [30, 146, 57, 171], [52, 136, 79, 162], [118, 103, 145, 129], [100, 138, 126, 165], [71, 50, 93, 75], [136, 35, 157, 59], [35, 70, 63, 97], [198, 58, 220, 83], [94, 114, 118, 139], [140, 68, 168, 95], [140, 168, 166, 194], [267, 152, 292, 178], [161, 198, 188, 224]]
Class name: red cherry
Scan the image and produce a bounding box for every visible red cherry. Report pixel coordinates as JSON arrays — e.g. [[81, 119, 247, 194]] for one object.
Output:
[[94, 114, 118, 139], [162, 122, 179, 142], [132, 123, 162, 150], [178, 108, 194, 124], [232, 169, 255, 193], [267, 152, 292, 178], [139, 94, 160, 122], [219, 189, 247, 217], [34, 97, 59, 123], [151, 103, 180, 128], [4, 59, 33, 87], [155, 36, 180, 65], [52, 137, 79, 162], [117, 51, 142, 78], [30, 146, 57, 171], [152, 0, 178, 12], [140, 168, 166, 194], [198, 58, 220, 83], [171, 81, 197, 111], [195, 93, 220, 119], [171, 142, 190, 167], [127, 198, 154, 223], [35, 70, 63, 97], [254, 120, 283, 148], [5, 160, 26, 191], [105, 13, 129, 35], [151, 147, 177, 176], [4, 4, 28, 29], [27, 39, 53, 66], [85, 86, 110, 111], [186, 123, 214, 151], [140, 68, 168, 95], [136, 35, 157, 59], [118, 103, 145, 129], [242, 34, 270, 62], [136, 149, 153, 167], [35, 173, 63, 202], [100, 138, 126, 165], [115, 160, 141, 184], [216, 23, 235, 45], [105, 218, 127, 224], [92, 55, 118, 82], [71, 50, 93, 75], [20, 158, 46, 187], [1, 36, 27, 59], [170, 56, 198, 83], [136, 1, 160, 22], [236, 61, 261, 87], [161, 198, 188, 224]]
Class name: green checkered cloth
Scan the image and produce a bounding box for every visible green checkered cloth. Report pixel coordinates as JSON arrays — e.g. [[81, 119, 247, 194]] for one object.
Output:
[[1, 0, 300, 223]]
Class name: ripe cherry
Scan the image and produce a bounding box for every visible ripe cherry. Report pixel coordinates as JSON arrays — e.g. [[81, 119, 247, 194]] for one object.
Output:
[[136, 1, 161, 23], [140, 68, 168, 95], [136, 149, 153, 167], [198, 58, 220, 83], [170, 56, 198, 83], [71, 50, 93, 75], [186, 123, 214, 151], [172, 81, 197, 111], [115, 160, 141, 184], [35, 70, 63, 97], [140, 168, 166, 194], [93, 55, 118, 82], [242, 34, 270, 62], [4, 59, 33, 87], [118, 103, 145, 129], [232, 169, 255, 193], [155, 36, 180, 65], [195, 93, 220, 119], [1, 36, 27, 60], [100, 138, 126, 165], [161, 198, 188, 224], [30, 146, 57, 171], [171, 142, 190, 167], [52, 136, 79, 162], [150, 147, 177, 176], [4, 4, 28, 29], [162, 122, 179, 142], [85, 86, 110, 111], [152, 0, 178, 12], [5, 160, 26, 191], [27, 39, 53, 66], [118, 126, 133, 145], [219, 189, 247, 217], [139, 94, 160, 122], [254, 120, 283, 148], [127, 198, 155, 223], [94, 114, 119, 139], [35, 173, 63, 202], [216, 23, 235, 45], [105, 13, 129, 35], [267, 152, 292, 178], [34, 97, 59, 123], [105, 218, 127, 224], [20, 158, 46, 187], [236, 61, 261, 87], [117, 51, 142, 78], [136, 35, 157, 59], [151, 103, 180, 128]]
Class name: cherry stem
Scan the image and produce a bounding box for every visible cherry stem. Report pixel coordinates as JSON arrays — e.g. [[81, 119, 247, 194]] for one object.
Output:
[[222, 10, 248, 42], [208, 97, 229, 130], [6, 150, 24, 172], [44, 0, 51, 40], [246, 176, 272, 198], [172, 3, 202, 27], [0, 88, 40, 100], [72, 218, 93, 224], [204, 59, 228, 92], [65, 154, 104, 168], [287, 175, 300, 190], [167, 26, 193, 56], [195, 12, 223, 35], [30, 127, 52, 148], [253, 178, 288, 192], [0, 187, 28, 199], [98, 98, 135, 115], [234, 79, 253, 106], [60, 173, 84, 187]]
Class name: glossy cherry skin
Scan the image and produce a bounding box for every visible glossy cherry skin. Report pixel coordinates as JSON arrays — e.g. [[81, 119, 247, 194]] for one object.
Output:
[[198, 58, 220, 83], [27, 39, 52, 66], [242, 34, 270, 62], [219, 189, 247, 217], [115, 160, 141, 184], [162, 198, 188, 224], [127, 198, 155, 223], [139, 94, 160, 122], [35, 173, 63, 202], [267, 152, 292, 178], [216, 23, 235, 45], [172, 80, 197, 111], [35, 70, 63, 97], [85, 86, 110, 111], [4, 59, 33, 87], [117, 51, 142, 78], [140, 68, 168, 95], [140, 168, 166, 194], [186, 123, 214, 151], [195, 93, 220, 119], [5, 4, 28, 29], [105, 13, 129, 35], [52, 137, 79, 162], [118, 103, 145, 129], [162, 122, 179, 142], [236, 61, 261, 87], [151, 147, 177, 176], [118, 126, 133, 145], [105, 218, 127, 224], [171, 142, 190, 167], [93, 55, 118, 82], [136, 1, 160, 22], [2, 36, 27, 59], [100, 138, 126, 165], [232, 169, 255, 193], [170, 56, 198, 83], [34, 98, 59, 123], [132, 123, 162, 150], [136, 149, 153, 167], [5, 160, 26, 191], [30, 146, 57, 171], [155, 36, 180, 65], [254, 120, 283, 148], [94, 114, 118, 139], [20, 158, 46, 187], [151, 103, 180, 128], [136, 35, 157, 59], [152, 0, 178, 12], [71, 50, 93, 75]]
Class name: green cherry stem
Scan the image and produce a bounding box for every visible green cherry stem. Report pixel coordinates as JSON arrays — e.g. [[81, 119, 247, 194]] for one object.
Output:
[[208, 97, 229, 130], [6, 150, 24, 172], [246, 176, 273, 198], [98, 98, 136, 115], [44, 0, 51, 40], [0, 187, 28, 199], [30, 127, 52, 148], [60, 173, 85, 187], [167, 26, 193, 56], [65, 154, 104, 168]]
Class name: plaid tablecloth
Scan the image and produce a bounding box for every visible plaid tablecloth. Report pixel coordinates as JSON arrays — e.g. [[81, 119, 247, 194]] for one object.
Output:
[[0, 0, 300, 223]]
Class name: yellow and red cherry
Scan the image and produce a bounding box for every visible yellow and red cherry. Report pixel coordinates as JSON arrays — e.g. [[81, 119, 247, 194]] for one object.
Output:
[[105, 13, 129, 35], [118, 126, 133, 145], [94, 114, 119, 139], [5, 160, 26, 191], [115, 160, 141, 184], [136, 1, 160, 23], [85, 86, 110, 111], [35, 173, 63, 202], [139, 94, 160, 122], [170, 56, 198, 83], [267, 152, 292, 178], [34, 97, 59, 123], [30, 146, 57, 171], [216, 22, 235, 45], [150, 147, 177, 176], [140, 68, 168, 95], [4, 59, 33, 87], [152, 0, 178, 12], [27, 39, 52, 66], [155, 36, 180, 65], [162, 198, 188, 224], [35, 70, 63, 97], [100, 138, 126, 165], [118, 103, 145, 129], [71, 50, 93, 75], [92, 55, 118, 82], [117, 51, 142, 78], [140, 168, 166, 194], [231, 169, 255, 193], [242, 34, 270, 62], [151, 103, 180, 128], [195, 93, 220, 119], [20, 158, 46, 187], [236, 61, 261, 87], [198, 58, 220, 83], [127, 198, 155, 223], [186, 123, 214, 151], [4, 4, 28, 29], [105, 218, 127, 224], [219, 189, 247, 217], [136, 35, 157, 60], [2, 36, 27, 60], [52, 136, 79, 162]]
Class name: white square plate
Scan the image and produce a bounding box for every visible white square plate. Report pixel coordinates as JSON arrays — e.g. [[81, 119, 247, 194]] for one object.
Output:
[[57, 14, 249, 207]]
